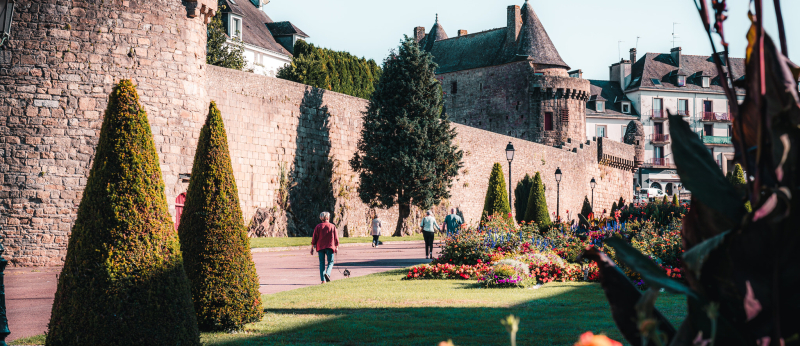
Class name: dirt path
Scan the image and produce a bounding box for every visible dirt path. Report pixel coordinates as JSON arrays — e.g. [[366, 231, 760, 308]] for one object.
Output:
[[6, 240, 439, 342]]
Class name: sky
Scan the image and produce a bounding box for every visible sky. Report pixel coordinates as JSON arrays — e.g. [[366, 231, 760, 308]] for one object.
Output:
[[265, 0, 799, 81]]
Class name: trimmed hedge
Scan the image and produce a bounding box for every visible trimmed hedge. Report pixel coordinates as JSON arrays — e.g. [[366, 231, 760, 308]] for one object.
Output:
[[178, 102, 263, 331], [46, 80, 200, 345], [523, 172, 550, 225], [513, 173, 534, 223], [481, 163, 511, 223], [580, 196, 593, 218]]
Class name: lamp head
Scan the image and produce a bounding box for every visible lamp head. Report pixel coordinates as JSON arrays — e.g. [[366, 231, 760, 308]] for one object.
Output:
[[554, 167, 562, 182], [590, 177, 596, 189], [505, 142, 515, 162]]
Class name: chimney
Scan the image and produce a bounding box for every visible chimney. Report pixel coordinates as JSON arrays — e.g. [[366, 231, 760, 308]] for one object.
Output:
[[670, 47, 682, 68], [414, 26, 426, 43], [507, 5, 521, 44], [458, 30, 468, 37], [629, 48, 637, 63]]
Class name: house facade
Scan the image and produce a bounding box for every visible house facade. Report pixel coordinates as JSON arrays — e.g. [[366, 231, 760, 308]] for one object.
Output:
[[220, 0, 308, 76], [587, 47, 745, 195]]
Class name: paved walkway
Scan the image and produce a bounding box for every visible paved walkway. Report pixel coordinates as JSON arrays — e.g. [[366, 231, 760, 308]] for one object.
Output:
[[6, 240, 438, 342]]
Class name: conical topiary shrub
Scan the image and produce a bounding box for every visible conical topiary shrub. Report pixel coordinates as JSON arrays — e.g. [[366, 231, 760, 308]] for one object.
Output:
[[672, 194, 679, 206], [523, 172, 550, 225], [481, 163, 511, 223], [513, 173, 534, 223], [580, 196, 593, 218], [46, 80, 200, 345], [611, 201, 618, 213], [178, 101, 263, 331], [617, 196, 625, 209]]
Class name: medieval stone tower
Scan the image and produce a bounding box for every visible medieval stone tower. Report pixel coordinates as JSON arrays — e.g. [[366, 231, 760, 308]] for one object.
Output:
[[414, 0, 590, 146], [0, 0, 215, 265]]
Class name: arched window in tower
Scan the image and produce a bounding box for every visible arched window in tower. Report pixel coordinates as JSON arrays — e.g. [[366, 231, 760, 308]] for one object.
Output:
[[175, 192, 187, 230]]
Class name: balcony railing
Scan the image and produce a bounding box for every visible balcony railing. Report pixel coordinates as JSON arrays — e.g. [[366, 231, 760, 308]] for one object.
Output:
[[677, 109, 691, 116], [651, 110, 668, 119], [701, 112, 731, 122], [643, 158, 674, 168], [649, 134, 670, 143], [701, 135, 732, 145]]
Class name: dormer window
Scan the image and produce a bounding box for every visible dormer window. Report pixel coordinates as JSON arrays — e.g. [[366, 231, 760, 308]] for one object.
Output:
[[702, 76, 710, 88], [622, 102, 631, 114], [229, 15, 242, 39], [596, 101, 605, 112], [677, 75, 686, 87]]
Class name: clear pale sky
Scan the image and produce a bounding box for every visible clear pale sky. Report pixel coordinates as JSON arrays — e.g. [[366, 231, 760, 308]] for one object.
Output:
[[265, 0, 798, 81]]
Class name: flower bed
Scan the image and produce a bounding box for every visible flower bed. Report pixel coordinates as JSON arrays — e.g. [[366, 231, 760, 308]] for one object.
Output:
[[406, 262, 491, 280]]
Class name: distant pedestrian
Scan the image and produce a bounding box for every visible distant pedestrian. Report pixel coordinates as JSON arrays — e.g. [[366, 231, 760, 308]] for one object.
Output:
[[420, 210, 440, 259], [371, 214, 383, 247], [311, 211, 339, 284], [442, 208, 463, 236]]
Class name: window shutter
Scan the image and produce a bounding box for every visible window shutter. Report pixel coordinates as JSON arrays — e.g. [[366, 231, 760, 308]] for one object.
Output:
[[560, 109, 569, 123]]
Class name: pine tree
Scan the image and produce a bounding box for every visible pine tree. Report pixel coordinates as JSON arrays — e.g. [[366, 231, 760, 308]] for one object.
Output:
[[581, 196, 593, 218], [523, 172, 550, 225], [178, 102, 262, 331], [611, 201, 618, 213], [513, 173, 534, 223], [662, 195, 669, 204], [482, 163, 511, 223], [47, 80, 199, 345], [206, 5, 245, 70], [672, 194, 679, 206], [350, 36, 463, 236], [618, 196, 625, 209]]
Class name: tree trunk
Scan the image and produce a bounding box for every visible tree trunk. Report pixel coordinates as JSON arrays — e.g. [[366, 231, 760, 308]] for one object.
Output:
[[393, 204, 411, 237]]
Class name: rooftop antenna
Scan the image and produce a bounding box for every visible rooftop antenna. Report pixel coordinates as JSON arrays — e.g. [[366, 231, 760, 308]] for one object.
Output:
[[672, 22, 680, 47], [635, 36, 640, 51], [618, 41, 624, 61]]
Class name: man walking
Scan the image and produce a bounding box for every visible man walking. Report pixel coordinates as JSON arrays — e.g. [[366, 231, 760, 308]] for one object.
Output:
[[311, 211, 339, 284], [442, 208, 463, 236]]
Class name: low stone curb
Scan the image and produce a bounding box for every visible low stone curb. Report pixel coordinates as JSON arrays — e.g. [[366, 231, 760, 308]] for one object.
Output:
[[251, 240, 428, 253]]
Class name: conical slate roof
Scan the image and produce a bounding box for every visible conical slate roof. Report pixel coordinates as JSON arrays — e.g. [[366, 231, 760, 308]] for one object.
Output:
[[422, 14, 448, 52], [515, 0, 569, 68]]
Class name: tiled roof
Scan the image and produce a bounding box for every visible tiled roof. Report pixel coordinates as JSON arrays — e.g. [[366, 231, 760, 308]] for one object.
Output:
[[420, 1, 568, 74], [627, 52, 745, 94], [221, 0, 295, 56], [267, 21, 309, 38], [587, 80, 639, 118]]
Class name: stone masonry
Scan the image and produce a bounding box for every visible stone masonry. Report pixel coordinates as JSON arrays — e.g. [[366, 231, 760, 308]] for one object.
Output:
[[0, 1, 635, 266]]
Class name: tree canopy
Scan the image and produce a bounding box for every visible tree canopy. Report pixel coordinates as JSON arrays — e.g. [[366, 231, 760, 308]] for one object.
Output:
[[206, 5, 245, 70], [278, 39, 382, 99], [350, 36, 462, 235]]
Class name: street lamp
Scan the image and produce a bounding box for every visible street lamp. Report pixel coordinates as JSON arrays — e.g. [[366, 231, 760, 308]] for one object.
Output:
[[505, 142, 515, 212], [590, 177, 596, 213], [554, 167, 562, 222], [676, 183, 682, 204], [0, 0, 15, 48]]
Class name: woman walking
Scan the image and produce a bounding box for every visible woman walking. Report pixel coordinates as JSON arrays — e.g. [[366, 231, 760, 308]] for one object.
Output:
[[371, 213, 382, 247], [311, 211, 339, 284], [420, 210, 439, 259]]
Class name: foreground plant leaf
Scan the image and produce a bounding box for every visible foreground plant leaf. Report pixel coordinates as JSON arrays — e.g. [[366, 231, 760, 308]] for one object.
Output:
[[668, 115, 745, 223], [682, 231, 730, 280], [605, 238, 698, 299], [580, 247, 676, 345]]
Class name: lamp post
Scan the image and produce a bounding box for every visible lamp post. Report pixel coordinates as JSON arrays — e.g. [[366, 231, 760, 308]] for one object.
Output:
[[0, 230, 8, 346], [590, 177, 596, 213], [554, 167, 562, 222], [505, 142, 515, 212], [676, 183, 682, 204], [0, 0, 15, 48]]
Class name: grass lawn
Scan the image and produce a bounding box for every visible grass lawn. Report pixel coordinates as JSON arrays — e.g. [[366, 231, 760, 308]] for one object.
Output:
[[202, 269, 687, 346], [250, 234, 425, 249]]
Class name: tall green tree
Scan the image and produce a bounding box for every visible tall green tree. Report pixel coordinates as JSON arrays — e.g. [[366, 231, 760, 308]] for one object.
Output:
[[350, 36, 463, 236], [206, 5, 245, 70], [482, 163, 511, 223], [728, 163, 751, 212], [523, 172, 550, 225], [618, 196, 626, 209], [47, 80, 199, 345], [178, 102, 262, 331], [513, 173, 534, 223], [278, 39, 382, 99]]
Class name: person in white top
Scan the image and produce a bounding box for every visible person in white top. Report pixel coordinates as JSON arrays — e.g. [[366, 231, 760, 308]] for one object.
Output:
[[371, 214, 382, 247], [420, 210, 440, 259]]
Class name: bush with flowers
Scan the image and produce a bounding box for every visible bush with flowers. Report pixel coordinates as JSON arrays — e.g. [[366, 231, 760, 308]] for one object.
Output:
[[405, 262, 492, 280], [478, 259, 535, 288]]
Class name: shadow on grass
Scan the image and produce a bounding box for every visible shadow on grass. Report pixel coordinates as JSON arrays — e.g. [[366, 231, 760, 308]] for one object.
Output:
[[204, 280, 685, 346]]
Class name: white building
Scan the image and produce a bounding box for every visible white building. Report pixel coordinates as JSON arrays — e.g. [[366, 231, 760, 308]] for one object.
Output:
[[585, 47, 744, 196], [220, 0, 308, 77]]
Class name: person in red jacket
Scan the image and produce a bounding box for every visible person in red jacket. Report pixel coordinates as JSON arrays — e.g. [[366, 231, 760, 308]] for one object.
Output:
[[311, 211, 339, 284]]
